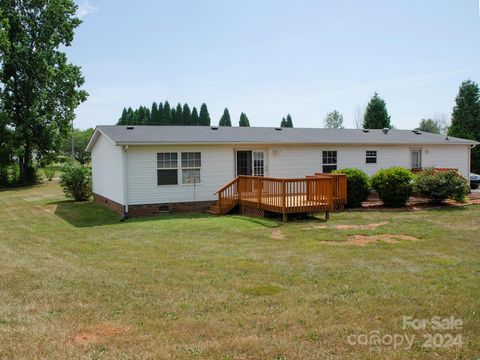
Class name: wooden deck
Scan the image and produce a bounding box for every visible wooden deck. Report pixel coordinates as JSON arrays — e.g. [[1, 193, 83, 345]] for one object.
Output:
[[210, 174, 347, 222]]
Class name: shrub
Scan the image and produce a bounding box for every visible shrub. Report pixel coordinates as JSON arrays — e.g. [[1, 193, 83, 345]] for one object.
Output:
[[60, 164, 92, 201], [333, 168, 370, 208], [43, 166, 56, 181], [413, 168, 469, 203], [371, 167, 413, 207]]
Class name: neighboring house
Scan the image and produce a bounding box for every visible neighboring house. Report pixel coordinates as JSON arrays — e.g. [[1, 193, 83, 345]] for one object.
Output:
[[86, 125, 478, 217]]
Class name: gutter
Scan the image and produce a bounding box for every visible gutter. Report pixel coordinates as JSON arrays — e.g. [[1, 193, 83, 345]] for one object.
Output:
[[121, 145, 129, 221]]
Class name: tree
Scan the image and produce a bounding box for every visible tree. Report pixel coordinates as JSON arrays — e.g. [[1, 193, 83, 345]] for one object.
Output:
[[416, 118, 441, 134], [150, 102, 160, 125], [285, 114, 293, 127], [219, 108, 232, 126], [324, 111, 344, 128], [353, 106, 364, 129], [449, 80, 480, 173], [191, 107, 199, 125], [199, 103, 211, 126], [0, 0, 88, 184], [61, 128, 94, 164], [174, 103, 183, 124], [280, 117, 287, 127], [182, 103, 192, 125], [118, 108, 128, 125], [363, 93, 391, 129], [162, 101, 172, 125], [239, 112, 250, 127]]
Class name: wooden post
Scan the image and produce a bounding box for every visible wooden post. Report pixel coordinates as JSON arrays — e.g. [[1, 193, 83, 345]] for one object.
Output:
[[325, 211, 330, 221], [281, 179, 287, 222], [218, 193, 222, 215], [256, 177, 262, 207]]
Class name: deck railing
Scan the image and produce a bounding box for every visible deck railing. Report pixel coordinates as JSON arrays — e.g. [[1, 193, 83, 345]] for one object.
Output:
[[313, 173, 348, 209], [215, 175, 341, 220]]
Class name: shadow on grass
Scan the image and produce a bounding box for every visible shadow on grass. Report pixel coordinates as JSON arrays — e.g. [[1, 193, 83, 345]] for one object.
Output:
[[50, 200, 215, 228]]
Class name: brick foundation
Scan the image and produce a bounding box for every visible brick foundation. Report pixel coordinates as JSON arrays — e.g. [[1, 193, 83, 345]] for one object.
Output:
[[93, 193, 215, 218], [93, 193, 125, 215], [128, 200, 215, 217]]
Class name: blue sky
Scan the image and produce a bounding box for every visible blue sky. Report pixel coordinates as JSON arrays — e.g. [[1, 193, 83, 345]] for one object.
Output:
[[68, 0, 480, 129]]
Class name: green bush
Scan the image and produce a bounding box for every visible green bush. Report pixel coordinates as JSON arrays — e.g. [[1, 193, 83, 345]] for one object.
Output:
[[60, 164, 92, 201], [43, 166, 56, 181], [371, 167, 413, 207], [333, 168, 370, 208], [413, 168, 469, 203]]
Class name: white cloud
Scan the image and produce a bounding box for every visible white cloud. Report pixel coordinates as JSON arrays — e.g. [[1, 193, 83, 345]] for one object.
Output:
[[76, 1, 98, 18]]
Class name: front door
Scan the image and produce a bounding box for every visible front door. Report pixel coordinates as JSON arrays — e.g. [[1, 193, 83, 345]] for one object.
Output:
[[236, 150, 266, 176]]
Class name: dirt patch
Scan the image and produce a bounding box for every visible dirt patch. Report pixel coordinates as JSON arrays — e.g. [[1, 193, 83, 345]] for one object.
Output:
[[334, 221, 388, 230], [271, 229, 285, 239], [73, 324, 130, 345], [321, 234, 418, 247]]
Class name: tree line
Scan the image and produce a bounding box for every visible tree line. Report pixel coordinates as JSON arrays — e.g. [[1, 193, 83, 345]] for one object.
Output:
[[117, 101, 296, 128]]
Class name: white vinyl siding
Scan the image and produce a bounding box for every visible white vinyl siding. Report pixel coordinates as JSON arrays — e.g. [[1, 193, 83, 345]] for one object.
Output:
[[90, 133, 125, 204]]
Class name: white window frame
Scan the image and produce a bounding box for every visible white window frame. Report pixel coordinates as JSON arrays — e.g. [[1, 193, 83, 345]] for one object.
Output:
[[157, 152, 178, 186], [366, 150, 377, 164], [181, 152, 201, 185], [322, 150, 337, 173], [411, 149, 422, 169]]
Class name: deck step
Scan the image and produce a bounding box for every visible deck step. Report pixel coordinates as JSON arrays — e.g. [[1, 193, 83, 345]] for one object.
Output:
[[204, 209, 220, 215]]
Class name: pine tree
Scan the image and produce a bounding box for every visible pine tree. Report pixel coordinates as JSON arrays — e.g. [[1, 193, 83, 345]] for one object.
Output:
[[219, 108, 232, 126], [416, 119, 441, 134], [125, 107, 135, 124], [162, 101, 172, 125], [183, 103, 192, 125], [280, 117, 287, 127], [174, 103, 183, 124], [199, 103, 211, 126], [150, 102, 159, 125], [285, 114, 293, 127], [239, 112, 250, 127], [191, 107, 200, 125], [118, 107, 128, 125], [363, 93, 391, 129], [324, 110, 344, 128], [157, 102, 164, 125], [449, 80, 480, 172]]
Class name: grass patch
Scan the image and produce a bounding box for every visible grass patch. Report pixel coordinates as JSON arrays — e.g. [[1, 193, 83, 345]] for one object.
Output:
[[0, 181, 479, 359]]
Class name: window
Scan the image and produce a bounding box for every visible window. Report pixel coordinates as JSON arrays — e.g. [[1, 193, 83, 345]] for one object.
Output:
[[366, 150, 377, 164], [182, 152, 201, 184], [322, 151, 337, 173], [253, 151, 265, 177], [157, 152, 178, 185], [411, 149, 422, 169]]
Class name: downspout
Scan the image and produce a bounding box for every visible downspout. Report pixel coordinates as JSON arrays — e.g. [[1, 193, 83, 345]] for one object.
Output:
[[121, 145, 129, 221]]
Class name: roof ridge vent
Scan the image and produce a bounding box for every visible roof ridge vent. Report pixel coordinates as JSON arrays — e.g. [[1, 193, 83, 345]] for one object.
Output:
[[412, 130, 421, 135], [275, 127, 282, 131], [382, 128, 389, 134], [362, 129, 370, 133], [126, 126, 134, 130], [210, 126, 219, 130]]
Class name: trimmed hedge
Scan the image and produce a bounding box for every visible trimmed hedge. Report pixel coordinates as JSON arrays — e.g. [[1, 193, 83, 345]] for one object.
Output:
[[60, 164, 92, 201], [333, 168, 370, 208], [413, 168, 469, 203], [371, 167, 413, 207]]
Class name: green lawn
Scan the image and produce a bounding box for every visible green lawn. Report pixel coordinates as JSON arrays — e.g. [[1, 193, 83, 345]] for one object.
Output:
[[0, 182, 479, 359]]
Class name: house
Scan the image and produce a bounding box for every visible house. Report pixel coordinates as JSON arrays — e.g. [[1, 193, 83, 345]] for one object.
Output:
[[86, 125, 478, 217]]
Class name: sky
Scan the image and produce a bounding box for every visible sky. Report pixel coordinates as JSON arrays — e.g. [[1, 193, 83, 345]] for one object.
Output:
[[68, 0, 480, 130]]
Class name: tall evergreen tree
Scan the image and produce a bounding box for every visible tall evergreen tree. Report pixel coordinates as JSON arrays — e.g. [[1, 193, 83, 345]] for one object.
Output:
[[191, 107, 200, 126], [363, 93, 391, 129], [324, 110, 344, 128], [219, 108, 232, 126], [118, 108, 128, 125], [280, 117, 287, 127], [199, 103, 211, 126], [125, 107, 135, 124], [285, 114, 293, 127], [150, 102, 160, 125], [157, 102, 164, 125], [174, 103, 183, 124], [239, 113, 250, 127], [162, 101, 172, 125], [449, 80, 480, 172], [182, 103, 192, 125]]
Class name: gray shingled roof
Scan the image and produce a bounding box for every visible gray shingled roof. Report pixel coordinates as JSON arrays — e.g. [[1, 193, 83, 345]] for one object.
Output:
[[87, 125, 478, 150]]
